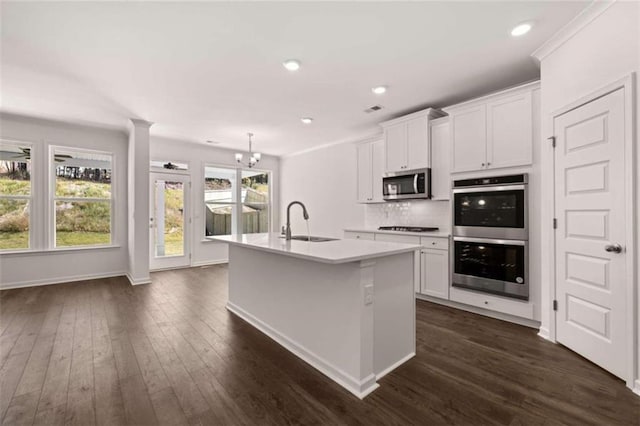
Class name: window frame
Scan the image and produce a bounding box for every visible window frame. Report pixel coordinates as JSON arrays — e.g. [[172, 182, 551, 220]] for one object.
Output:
[[203, 164, 272, 237], [49, 145, 116, 249], [0, 139, 34, 252]]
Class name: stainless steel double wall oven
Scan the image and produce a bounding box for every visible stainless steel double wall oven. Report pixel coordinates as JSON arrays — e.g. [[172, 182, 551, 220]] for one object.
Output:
[[452, 174, 529, 300]]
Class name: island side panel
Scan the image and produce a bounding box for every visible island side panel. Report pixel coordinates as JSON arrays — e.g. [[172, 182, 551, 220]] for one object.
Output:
[[226, 244, 376, 397], [372, 251, 417, 378]]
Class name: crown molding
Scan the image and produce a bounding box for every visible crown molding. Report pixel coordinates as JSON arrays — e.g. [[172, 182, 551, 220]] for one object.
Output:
[[531, 0, 616, 62]]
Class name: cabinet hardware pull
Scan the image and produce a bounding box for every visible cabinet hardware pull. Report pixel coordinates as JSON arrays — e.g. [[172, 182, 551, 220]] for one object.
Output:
[[481, 163, 485, 167]]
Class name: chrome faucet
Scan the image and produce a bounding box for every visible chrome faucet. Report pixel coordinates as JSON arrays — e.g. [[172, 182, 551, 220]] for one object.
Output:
[[285, 201, 309, 240]]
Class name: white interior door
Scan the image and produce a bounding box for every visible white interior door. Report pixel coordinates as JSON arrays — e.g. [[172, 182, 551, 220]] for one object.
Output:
[[554, 88, 627, 379], [150, 173, 190, 270]]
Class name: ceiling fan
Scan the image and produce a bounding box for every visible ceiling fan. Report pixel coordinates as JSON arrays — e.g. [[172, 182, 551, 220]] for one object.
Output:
[[9, 147, 72, 163]]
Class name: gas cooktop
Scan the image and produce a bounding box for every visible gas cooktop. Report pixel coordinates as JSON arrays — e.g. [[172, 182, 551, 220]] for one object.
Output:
[[378, 226, 439, 233]]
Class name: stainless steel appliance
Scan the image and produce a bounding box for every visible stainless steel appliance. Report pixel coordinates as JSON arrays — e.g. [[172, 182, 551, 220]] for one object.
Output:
[[452, 237, 528, 300], [451, 174, 529, 300], [383, 168, 431, 201], [452, 174, 527, 240]]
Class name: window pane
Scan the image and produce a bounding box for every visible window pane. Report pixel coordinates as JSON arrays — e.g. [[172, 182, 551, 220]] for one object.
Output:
[[0, 199, 29, 250], [0, 143, 31, 196], [205, 203, 235, 236], [242, 170, 269, 234], [205, 166, 236, 236], [56, 201, 111, 247], [153, 180, 184, 257], [54, 150, 111, 198]]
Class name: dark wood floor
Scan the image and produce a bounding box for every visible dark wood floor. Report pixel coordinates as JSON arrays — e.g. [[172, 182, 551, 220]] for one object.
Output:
[[0, 265, 638, 426]]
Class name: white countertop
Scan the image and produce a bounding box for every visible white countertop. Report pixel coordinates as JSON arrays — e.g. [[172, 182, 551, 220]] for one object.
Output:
[[208, 233, 421, 264], [344, 228, 451, 238]]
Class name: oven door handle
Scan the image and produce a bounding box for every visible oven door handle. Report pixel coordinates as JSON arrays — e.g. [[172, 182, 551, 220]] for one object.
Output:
[[452, 184, 526, 194], [453, 236, 526, 246], [413, 174, 419, 194]]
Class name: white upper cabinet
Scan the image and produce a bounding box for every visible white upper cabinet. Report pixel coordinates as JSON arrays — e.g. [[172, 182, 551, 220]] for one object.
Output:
[[450, 104, 487, 173], [381, 108, 445, 173], [384, 124, 407, 172], [406, 116, 429, 170], [486, 91, 533, 169], [356, 139, 384, 203], [429, 117, 451, 200], [446, 82, 538, 173]]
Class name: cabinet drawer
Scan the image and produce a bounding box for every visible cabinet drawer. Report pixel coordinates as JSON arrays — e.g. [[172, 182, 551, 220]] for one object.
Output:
[[344, 231, 375, 241], [374, 233, 420, 244], [449, 287, 534, 320], [420, 236, 449, 250]]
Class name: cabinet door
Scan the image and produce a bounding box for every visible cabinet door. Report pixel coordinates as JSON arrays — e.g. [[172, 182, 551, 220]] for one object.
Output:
[[384, 123, 407, 172], [371, 139, 384, 202], [421, 248, 449, 299], [356, 143, 373, 203], [430, 120, 450, 200], [406, 116, 429, 170], [450, 105, 487, 173], [486, 91, 533, 169]]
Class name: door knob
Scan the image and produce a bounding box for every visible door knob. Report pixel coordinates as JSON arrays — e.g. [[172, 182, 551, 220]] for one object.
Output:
[[605, 243, 623, 253]]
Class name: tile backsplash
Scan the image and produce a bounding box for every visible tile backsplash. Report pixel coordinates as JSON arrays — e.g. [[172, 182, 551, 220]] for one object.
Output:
[[365, 200, 451, 231]]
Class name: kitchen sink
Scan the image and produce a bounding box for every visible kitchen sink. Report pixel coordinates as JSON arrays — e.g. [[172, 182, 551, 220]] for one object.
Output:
[[289, 235, 338, 242]]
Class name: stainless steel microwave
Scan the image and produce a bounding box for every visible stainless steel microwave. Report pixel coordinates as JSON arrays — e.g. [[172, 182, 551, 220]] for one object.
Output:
[[383, 168, 431, 201]]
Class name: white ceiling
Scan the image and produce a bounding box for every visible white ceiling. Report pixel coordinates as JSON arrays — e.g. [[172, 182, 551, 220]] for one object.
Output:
[[0, 1, 589, 156]]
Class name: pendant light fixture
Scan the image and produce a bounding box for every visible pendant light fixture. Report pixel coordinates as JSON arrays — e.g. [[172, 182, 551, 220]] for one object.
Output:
[[235, 132, 261, 168]]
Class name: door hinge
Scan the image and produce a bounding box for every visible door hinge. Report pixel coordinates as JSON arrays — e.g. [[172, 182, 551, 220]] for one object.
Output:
[[548, 136, 556, 148], [553, 218, 557, 229], [553, 300, 558, 311]]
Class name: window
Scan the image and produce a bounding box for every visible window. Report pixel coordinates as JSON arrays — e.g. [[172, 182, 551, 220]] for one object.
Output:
[[204, 166, 270, 236], [241, 170, 270, 234], [52, 147, 113, 247], [204, 167, 237, 236], [0, 141, 32, 251]]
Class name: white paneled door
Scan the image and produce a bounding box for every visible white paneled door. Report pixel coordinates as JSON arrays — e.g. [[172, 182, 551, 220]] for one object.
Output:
[[150, 173, 191, 270], [554, 88, 627, 379]]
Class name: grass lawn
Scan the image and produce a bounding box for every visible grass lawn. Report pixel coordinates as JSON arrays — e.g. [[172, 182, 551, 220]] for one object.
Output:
[[0, 231, 112, 250], [0, 231, 29, 250]]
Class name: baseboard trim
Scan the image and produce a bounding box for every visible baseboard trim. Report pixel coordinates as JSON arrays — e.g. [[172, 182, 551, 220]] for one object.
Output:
[[191, 259, 228, 267], [376, 352, 415, 381], [416, 294, 541, 329], [1, 271, 127, 290], [537, 326, 554, 343], [126, 274, 152, 286], [633, 380, 640, 397], [226, 301, 379, 399]]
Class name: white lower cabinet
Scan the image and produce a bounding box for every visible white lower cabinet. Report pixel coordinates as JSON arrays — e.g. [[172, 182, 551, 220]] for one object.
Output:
[[449, 287, 535, 320], [344, 231, 450, 300], [343, 231, 375, 241], [420, 248, 449, 299]]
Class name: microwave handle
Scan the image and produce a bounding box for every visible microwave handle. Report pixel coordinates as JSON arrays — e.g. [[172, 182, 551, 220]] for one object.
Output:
[[413, 174, 418, 194]]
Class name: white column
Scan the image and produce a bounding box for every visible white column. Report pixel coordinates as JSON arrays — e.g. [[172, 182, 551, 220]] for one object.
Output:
[[127, 118, 153, 285]]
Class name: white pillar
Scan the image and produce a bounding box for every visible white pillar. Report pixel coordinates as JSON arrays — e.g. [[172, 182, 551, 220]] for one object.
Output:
[[127, 118, 153, 285]]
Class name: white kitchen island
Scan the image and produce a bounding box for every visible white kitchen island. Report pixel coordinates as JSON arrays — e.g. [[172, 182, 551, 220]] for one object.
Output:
[[209, 233, 419, 399]]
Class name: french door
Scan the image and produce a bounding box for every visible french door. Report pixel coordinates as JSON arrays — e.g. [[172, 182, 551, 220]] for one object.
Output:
[[553, 88, 628, 379], [149, 173, 190, 270]]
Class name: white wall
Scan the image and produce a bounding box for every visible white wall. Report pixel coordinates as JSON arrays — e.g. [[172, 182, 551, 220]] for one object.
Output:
[[150, 136, 280, 266], [0, 113, 129, 288], [535, 0, 640, 390], [280, 142, 366, 239]]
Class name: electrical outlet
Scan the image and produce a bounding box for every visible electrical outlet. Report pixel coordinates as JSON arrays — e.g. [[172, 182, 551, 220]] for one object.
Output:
[[364, 284, 374, 305]]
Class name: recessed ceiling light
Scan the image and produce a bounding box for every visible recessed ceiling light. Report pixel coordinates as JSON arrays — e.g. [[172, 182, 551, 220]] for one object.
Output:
[[301, 117, 313, 124], [372, 86, 387, 95], [511, 23, 532, 37], [283, 59, 301, 71]]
